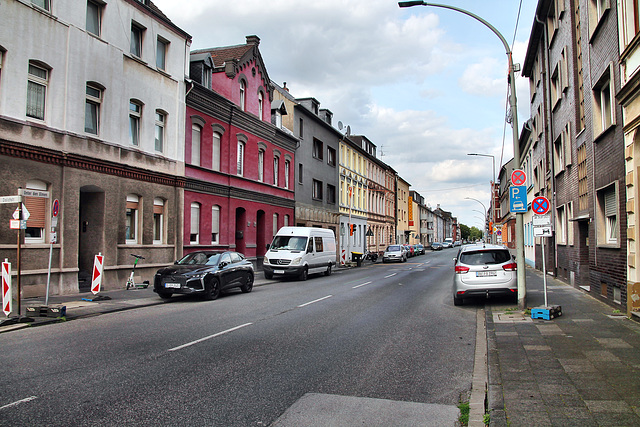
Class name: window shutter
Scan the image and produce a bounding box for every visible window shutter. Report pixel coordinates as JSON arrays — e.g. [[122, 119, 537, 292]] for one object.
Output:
[[25, 196, 46, 228], [211, 207, 220, 234], [153, 204, 164, 214], [604, 188, 616, 217], [190, 204, 199, 234]]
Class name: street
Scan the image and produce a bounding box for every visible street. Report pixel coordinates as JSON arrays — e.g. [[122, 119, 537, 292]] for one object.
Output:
[[0, 250, 479, 426]]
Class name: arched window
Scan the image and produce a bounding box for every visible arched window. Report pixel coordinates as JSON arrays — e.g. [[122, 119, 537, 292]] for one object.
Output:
[[24, 180, 48, 243], [191, 124, 201, 166], [212, 131, 221, 171], [258, 91, 264, 119], [240, 80, 246, 111]]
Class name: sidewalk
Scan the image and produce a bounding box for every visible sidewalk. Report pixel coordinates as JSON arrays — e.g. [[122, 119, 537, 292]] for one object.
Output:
[[487, 268, 640, 426], [0, 271, 278, 333]]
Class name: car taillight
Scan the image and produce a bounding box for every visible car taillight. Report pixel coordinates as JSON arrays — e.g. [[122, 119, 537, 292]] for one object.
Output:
[[502, 262, 517, 271], [455, 265, 470, 274]]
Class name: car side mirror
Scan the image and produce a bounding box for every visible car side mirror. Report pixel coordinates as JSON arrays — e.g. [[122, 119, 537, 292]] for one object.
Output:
[[174, 260, 179, 264], [266, 244, 270, 250], [219, 261, 228, 268]]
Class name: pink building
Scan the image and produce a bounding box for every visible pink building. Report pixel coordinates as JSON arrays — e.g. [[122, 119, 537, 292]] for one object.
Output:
[[185, 36, 297, 263]]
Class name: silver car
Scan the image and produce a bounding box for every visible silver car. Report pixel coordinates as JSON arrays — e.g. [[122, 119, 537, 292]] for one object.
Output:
[[452, 244, 517, 306], [382, 245, 407, 263]]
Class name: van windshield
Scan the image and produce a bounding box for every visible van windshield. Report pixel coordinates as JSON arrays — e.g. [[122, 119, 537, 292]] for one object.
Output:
[[270, 236, 308, 251]]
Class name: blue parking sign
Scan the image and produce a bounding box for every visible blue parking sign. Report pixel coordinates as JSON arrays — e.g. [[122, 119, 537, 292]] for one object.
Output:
[[509, 185, 527, 213]]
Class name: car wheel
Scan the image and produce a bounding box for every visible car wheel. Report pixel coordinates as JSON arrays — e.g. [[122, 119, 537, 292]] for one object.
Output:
[[240, 273, 254, 293], [158, 292, 172, 300], [299, 267, 308, 281], [325, 264, 332, 276], [454, 296, 463, 306], [203, 278, 221, 301], [264, 271, 273, 280]]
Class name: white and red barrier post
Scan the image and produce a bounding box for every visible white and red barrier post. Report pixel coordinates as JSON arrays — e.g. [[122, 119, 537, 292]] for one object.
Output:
[[91, 253, 104, 295], [2, 259, 11, 316]]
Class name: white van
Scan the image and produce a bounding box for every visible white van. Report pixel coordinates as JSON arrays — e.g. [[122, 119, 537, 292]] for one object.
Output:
[[263, 227, 337, 281]]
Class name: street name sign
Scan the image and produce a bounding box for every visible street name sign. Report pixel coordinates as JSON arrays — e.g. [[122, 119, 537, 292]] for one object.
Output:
[[0, 195, 21, 204], [18, 189, 49, 198]]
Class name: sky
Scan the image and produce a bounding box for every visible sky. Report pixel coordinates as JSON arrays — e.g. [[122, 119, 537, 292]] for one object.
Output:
[[153, 0, 538, 232]]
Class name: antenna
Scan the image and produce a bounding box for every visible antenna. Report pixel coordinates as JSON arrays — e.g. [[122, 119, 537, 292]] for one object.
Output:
[[380, 144, 385, 156]]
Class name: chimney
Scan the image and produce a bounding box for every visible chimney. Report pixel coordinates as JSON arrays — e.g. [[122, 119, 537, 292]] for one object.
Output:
[[246, 35, 260, 45], [283, 82, 289, 92]]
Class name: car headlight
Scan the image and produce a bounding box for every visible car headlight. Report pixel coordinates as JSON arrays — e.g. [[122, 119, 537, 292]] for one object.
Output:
[[264, 257, 269, 264], [190, 273, 206, 279], [291, 257, 302, 265]]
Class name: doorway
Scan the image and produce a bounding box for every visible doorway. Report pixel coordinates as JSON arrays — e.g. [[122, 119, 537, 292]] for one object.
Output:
[[78, 186, 105, 292]]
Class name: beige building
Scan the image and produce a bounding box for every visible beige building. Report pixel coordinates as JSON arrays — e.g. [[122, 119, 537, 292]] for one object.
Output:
[[396, 177, 410, 244]]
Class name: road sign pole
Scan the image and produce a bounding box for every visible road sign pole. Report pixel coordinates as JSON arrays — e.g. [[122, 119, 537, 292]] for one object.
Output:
[[542, 235, 548, 307]]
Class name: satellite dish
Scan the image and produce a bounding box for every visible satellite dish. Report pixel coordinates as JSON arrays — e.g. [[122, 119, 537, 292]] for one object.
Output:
[[338, 121, 343, 130], [345, 125, 351, 137]]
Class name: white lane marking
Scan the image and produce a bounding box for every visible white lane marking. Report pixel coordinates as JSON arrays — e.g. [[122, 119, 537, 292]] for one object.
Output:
[[0, 396, 37, 410], [352, 281, 372, 289], [298, 295, 332, 307], [168, 323, 253, 352], [384, 273, 397, 278]]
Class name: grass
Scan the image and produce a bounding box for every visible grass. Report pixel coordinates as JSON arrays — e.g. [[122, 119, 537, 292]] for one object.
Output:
[[458, 401, 470, 425]]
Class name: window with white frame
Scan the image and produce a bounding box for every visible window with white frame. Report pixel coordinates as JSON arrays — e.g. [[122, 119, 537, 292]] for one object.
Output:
[[27, 62, 48, 120], [190, 202, 200, 244], [327, 146, 336, 167], [273, 213, 278, 236], [155, 110, 165, 153], [130, 22, 144, 58], [237, 140, 245, 176], [597, 184, 618, 245], [153, 198, 164, 244], [556, 205, 566, 245], [258, 149, 264, 182], [31, 0, 50, 11], [211, 205, 220, 244], [86, 0, 102, 37], [239, 80, 246, 111], [191, 124, 201, 166], [273, 155, 279, 186], [156, 37, 168, 71], [593, 68, 613, 136], [212, 131, 221, 171], [129, 100, 141, 146], [126, 194, 140, 244], [284, 214, 289, 227], [284, 160, 290, 189], [567, 202, 574, 246], [24, 180, 48, 244], [85, 83, 102, 135]]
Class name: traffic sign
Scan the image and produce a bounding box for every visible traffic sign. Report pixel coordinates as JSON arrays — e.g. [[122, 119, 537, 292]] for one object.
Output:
[[532, 214, 551, 226], [509, 185, 527, 213], [0, 195, 22, 204], [18, 189, 49, 198], [12, 204, 30, 221], [511, 169, 527, 186], [534, 226, 553, 237], [532, 196, 550, 215], [52, 199, 59, 217]]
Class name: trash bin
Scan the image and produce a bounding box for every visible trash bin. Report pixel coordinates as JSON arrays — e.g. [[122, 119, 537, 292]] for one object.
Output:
[[351, 252, 363, 267]]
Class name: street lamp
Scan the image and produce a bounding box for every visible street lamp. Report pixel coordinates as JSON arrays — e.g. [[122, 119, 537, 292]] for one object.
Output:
[[468, 153, 496, 244], [398, 1, 526, 308], [466, 197, 488, 238]]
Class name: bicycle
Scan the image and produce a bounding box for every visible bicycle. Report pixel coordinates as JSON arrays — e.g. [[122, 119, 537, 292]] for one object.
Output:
[[126, 254, 148, 290]]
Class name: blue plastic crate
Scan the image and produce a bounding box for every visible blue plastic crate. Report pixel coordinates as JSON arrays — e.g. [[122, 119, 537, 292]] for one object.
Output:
[[531, 305, 562, 320]]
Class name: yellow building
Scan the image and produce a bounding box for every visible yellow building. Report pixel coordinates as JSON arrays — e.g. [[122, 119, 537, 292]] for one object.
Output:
[[396, 177, 411, 244]]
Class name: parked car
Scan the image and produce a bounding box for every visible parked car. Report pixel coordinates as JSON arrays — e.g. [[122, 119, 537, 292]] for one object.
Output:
[[452, 244, 517, 306], [431, 242, 443, 251], [415, 244, 425, 255], [153, 251, 254, 300], [405, 245, 415, 257], [453, 241, 462, 247], [383, 245, 407, 263], [443, 238, 453, 248]]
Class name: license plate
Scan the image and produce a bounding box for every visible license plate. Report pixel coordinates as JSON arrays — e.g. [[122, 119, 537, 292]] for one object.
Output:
[[476, 271, 497, 277], [274, 270, 285, 274], [164, 283, 181, 288]]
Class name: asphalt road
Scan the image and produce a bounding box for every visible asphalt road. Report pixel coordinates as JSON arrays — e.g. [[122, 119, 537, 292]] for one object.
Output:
[[0, 249, 479, 426]]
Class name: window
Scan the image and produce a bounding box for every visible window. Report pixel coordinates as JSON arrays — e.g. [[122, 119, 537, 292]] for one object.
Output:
[[86, 0, 102, 37], [155, 110, 165, 153], [273, 213, 279, 236], [597, 184, 618, 245], [126, 194, 140, 244], [130, 22, 144, 58], [554, 123, 571, 175], [129, 101, 141, 146], [593, 69, 613, 136], [237, 140, 245, 176], [191, 124, 201, 166], [327, 184, 336, 204], [299, 118, 304, 138], [239, 80, 246, 111], [31, 0, 50, 11], [567, 202, 574, 246], [85, 84, 102, 135], [153, 198, 164, 244], [211, 205, 220, 244], [555, 205, 566, 245], [258, 91, 264, 119], [298, 163, 303, 184], [589, 0, 611, 35], [190, 202, 200, 244], [313, 139, 323, 160], [27, 62, 48, 120], [327, 146, 336, 167], [212, 131, 221, 171], [156, 38, 168, 71], [258, 149, 265, 182], [284, 160, 290, 189], [284, 214, 289, 227], [273, 156, 279, 186], [551, 65, 561, 106], [24, 180, 48, 244], [313, 179, 323, 200]]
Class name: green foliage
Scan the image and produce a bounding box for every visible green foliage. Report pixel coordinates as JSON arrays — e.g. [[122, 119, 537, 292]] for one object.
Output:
[[484, 413, 491, 425], [458, 401, 470, 425]]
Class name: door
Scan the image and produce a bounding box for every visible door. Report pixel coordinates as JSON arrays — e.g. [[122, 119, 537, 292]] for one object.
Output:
[[78, 186, 105, 292]]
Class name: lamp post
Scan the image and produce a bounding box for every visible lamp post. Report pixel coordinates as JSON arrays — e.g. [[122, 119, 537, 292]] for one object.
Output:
[[399, 1, 526, 308], [466, 197, 488, 239], [468, 153, 496, 244]]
